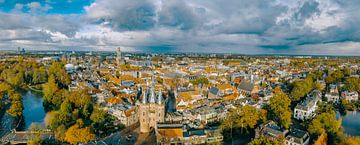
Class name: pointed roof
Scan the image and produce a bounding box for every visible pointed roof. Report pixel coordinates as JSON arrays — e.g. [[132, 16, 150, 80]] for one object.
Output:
[[157, 89, 163, 104], [149, 87, 156, 103], [142, 90, 147, 104]]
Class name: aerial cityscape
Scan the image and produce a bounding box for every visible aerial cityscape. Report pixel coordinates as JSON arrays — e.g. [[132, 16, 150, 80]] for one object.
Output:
[[0, 0, 360, 145]]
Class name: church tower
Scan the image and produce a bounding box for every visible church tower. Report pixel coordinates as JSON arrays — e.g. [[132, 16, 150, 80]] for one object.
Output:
[[139, 77, 165, 133], [116, 47, 122, 65]]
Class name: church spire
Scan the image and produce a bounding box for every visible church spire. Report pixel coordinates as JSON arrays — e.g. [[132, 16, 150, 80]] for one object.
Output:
[[157, 89, 163, 104], [149, 76, 156, 103], [142, 89, 147, 104]]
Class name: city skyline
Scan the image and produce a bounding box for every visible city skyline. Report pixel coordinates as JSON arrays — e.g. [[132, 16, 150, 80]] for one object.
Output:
[[0, 0, 360, 55]]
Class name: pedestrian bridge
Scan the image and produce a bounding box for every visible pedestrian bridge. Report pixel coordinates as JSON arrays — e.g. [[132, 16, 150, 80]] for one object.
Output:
[[1, 130, 54, 144]]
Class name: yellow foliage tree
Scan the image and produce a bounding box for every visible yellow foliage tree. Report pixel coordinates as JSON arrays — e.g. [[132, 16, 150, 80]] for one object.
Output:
[[64, 124, 95, 145]]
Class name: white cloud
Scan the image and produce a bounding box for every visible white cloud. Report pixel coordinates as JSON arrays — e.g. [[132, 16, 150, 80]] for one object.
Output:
[[0, 0, 360, 55]]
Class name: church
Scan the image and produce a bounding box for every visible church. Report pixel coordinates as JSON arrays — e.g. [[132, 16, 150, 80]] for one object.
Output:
[[139, 78, 165, 133]]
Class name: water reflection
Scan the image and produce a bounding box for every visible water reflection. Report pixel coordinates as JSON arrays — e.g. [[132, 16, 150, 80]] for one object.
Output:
[[21, 91, 45, 130], [336, 111, 360, 136]]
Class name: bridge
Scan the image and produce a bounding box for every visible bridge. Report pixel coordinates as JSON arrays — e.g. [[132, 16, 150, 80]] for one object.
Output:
[[1, 130, 54, 144]]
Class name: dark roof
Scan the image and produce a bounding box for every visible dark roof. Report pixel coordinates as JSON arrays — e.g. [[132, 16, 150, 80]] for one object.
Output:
[[209, 87, 219, 95], [157, 123, 183, 129], [286, 129, 309, 144], [238, 81, 255, 92], [184, 130, 206, 137]]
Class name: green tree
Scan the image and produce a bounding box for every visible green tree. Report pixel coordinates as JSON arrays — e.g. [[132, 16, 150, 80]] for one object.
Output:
[[290, 76, 313, 101], [269, 91, 292, 129], [90, 107, 107, 124], [32, 67, 47, 84], [190, 77, 209, 86]]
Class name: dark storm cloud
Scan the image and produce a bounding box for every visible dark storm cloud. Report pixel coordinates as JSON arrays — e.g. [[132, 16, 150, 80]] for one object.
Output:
[[0, 0, 359, 55]]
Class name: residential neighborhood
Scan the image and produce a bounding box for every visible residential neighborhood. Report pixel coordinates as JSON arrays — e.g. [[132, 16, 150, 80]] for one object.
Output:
[[0, 49, 359, 145]]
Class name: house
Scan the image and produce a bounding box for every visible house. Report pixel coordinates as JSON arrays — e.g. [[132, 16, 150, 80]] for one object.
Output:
[[238, 81, 258, 95], [341, 91, 359, 102], [285, 129, 310, 145], [156, 123, 223, 145], [255, 121, 289, 140], [109, 106, 139, 127], [156, 123, 184, 145], [208, 84, 238, 101], [294, 91, 320, 121], [176, 90, 203, 111], [325, 84, 340, 103]]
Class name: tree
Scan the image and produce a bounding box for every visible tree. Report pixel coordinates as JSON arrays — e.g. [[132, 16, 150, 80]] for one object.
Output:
[[269, 91, 292, 129], [235, 105, 266, 133], [32, 67, 47, 84], [54, 125, 67, 142], [28, 123, 44, 145], [308, 111, 342, 136], [339, 136, 360, 145], [44, 111, 61, 130], [220, 109, 237, 145], [345, 77, 360, 92], [64, 124, 95, 145], [7, 101, 23, 118], [90, 107, 107, 124], [43, 75, 59, 105], [248, 137, 282, 145], [48, 62, 70, 88], [221, 105, 266, 145], [190, 77, 209, 86], [290, 76, 313, 101]]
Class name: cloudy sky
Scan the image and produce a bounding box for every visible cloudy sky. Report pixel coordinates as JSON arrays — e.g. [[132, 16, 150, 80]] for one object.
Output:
[[0, 0, 359, 55]]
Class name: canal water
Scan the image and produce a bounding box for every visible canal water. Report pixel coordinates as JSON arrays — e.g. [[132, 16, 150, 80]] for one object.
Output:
[[21, 90, 46, 130], [336, 111, 360, 136]]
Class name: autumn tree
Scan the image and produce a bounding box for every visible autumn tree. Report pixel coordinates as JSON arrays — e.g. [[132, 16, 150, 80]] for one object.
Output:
[[48, 62, 70, 88], [220, 109, 237, 145], [64, 124, 95, 145], [269, 91, 292, 129], [339, 136, 360, 145], [345, 77, 360, 92], [190, 77, 209, 86], [90, 107, 107, 124], [235, 105, 266, 133], [54, 125, 67, 142], [7, 101, 23, 118], [7, 92, 23, 118], [221, 105, 266, 144], [308, 111, 342, 136], [248, 137, 282, 145], [32, 66, 47, 84], [43, 75, 59, 105], [290, 76, 313, 101]]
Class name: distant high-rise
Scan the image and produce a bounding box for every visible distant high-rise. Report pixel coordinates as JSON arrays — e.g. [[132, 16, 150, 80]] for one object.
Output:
[[116, 47, 122, 65]]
